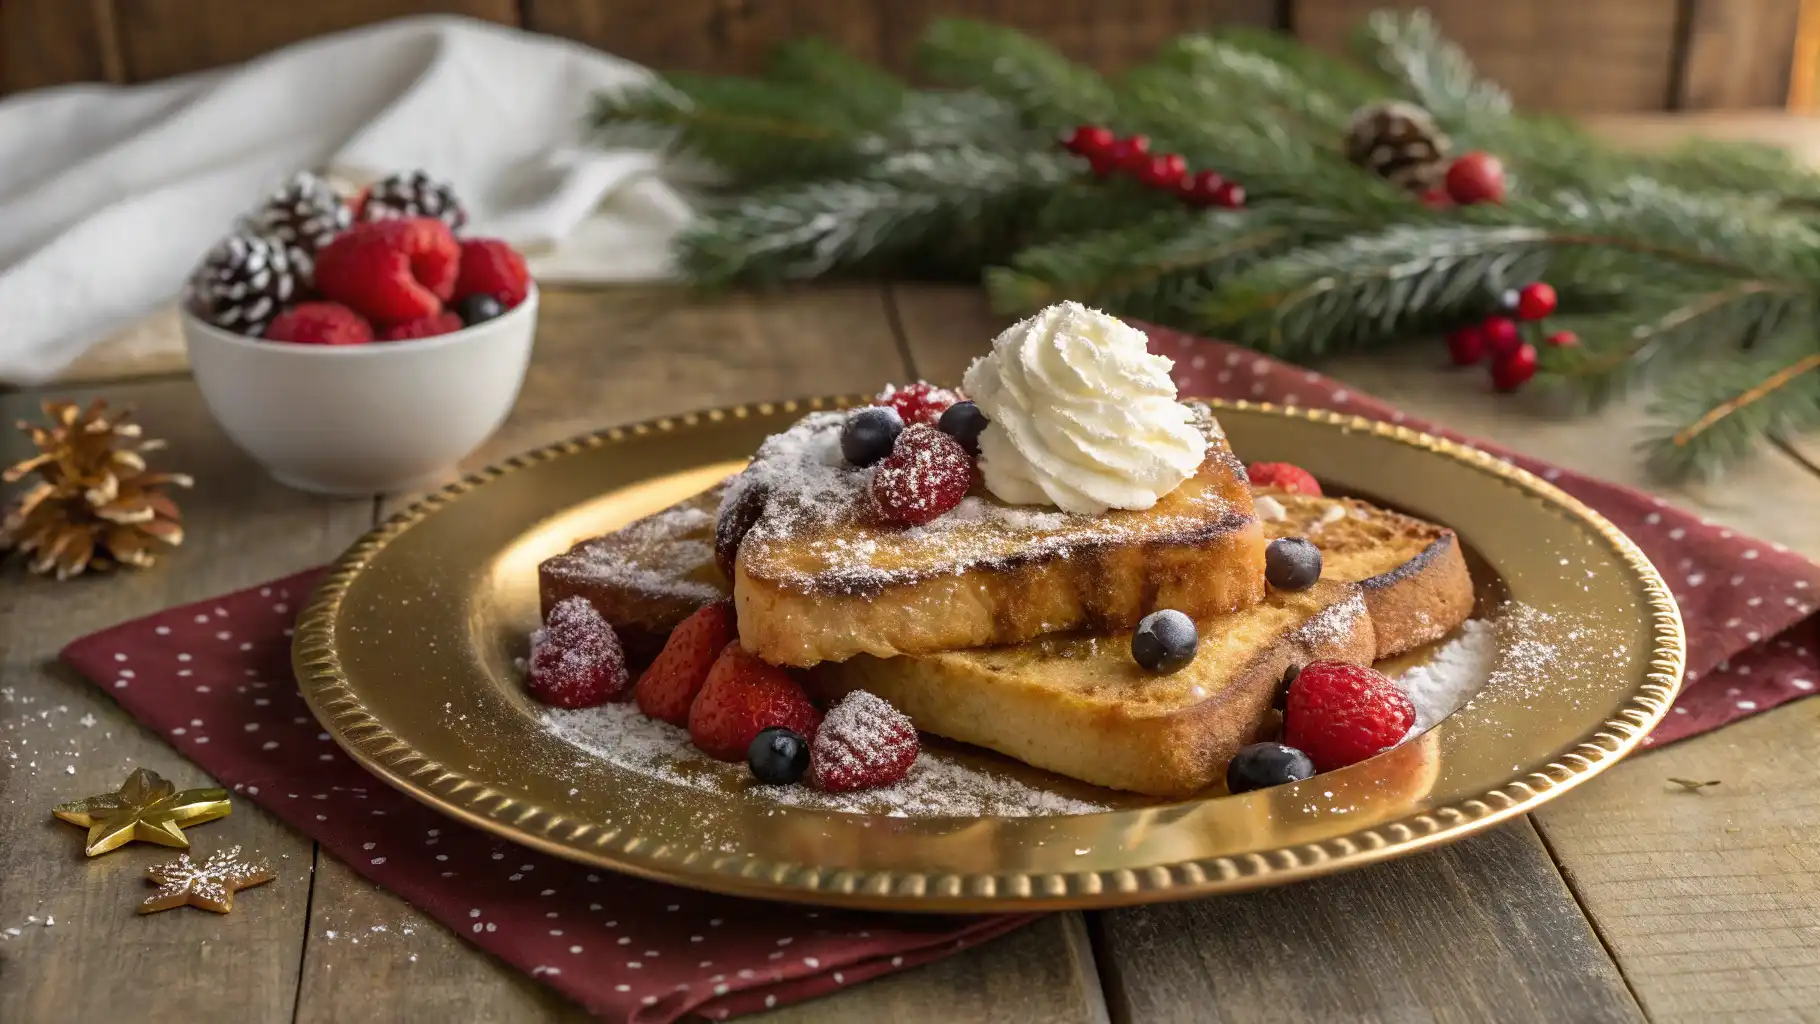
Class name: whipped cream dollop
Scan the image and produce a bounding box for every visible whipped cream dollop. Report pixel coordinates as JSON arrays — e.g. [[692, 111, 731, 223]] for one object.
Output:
[[961, 302, 1207, 515]]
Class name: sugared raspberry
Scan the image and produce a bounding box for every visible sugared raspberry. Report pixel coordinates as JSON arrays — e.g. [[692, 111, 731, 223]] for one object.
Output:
[[809, 690, 919, 792], [1283, 660, 1413, 772], [687, 643, 822, 762], [527, 596, 629, 708], [264, 302, 373, 346], [454, 238, 531, 308], [1246, 461, 1322, 496], [380, 311, 464, 341], [870, 424, 972, 526], [874, 382, 958, 426], [315, 218, 459, 325]]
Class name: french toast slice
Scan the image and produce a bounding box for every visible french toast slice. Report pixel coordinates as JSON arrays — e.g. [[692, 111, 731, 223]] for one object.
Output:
[[1255, 489, 1474, 659], [805, 580, 1376, 798], [728, 405, 1267, 667], [537, 483, 728, 667]]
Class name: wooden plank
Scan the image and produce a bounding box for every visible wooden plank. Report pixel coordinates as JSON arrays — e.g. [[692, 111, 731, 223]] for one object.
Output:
[[0, 380, 373, 1023], [1673, 0, 1803, 110], [1095, 822, 1641, 1023], [295, 283, 1107, 1023], [0, 0, 120, 93], [524, 0, 884, 74], [112, 0, 518, 83], [879, 1, 1278, 79], [1292, 0, 1683, 113]]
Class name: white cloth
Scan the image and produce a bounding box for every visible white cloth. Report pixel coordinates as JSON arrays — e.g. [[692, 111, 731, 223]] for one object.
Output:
[[0, 15, 692, 384]]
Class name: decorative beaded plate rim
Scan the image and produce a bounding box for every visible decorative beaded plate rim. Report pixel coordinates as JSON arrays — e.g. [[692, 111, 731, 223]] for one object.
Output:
[[294, 396, 1686, 911]]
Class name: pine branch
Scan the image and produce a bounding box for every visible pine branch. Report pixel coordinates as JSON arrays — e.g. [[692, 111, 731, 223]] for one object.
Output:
[[763, 37, 907, 124], [1148, 35, 1356, 137], [917, 18, 1115, 131], [589, 76, 873, 180], [1646, 333, 1820, 481], [1200, 26, 1392, 108], [1357, 9, 1510, 129]]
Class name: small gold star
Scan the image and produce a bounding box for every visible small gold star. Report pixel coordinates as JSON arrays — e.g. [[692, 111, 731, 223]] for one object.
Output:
[[53, 767, 230, 856], [139, 846, 276, 914]]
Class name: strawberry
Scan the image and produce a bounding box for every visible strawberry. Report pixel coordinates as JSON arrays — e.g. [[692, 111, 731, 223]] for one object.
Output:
[[454, 238, 531, 308], [380, 311, 464, 341], [264, 302, 373, 346], [527, 596, 629, 708], [315, 217, 459, 324], [687, 644, 822, 761], [1246, 461, 1321, 497], [874, 382, 958, 426], [808, 690, 919, 792], [1283, 660, 1413, 772], [869, 424, 972, 526], [635, 600, 737, 726]]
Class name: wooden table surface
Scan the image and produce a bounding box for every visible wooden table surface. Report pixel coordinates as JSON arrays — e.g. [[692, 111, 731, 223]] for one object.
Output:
[[2, 282, 1817, 1024]]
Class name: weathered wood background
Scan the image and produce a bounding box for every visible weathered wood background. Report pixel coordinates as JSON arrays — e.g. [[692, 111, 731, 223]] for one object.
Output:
[[2, 0, 1812, 112]]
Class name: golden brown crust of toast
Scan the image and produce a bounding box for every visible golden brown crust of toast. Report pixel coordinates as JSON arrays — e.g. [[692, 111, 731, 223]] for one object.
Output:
[[805, 580, 1376, 798], [731, 407, 1267, 667], [538, 484, 728, 666], [1257, 490, 1475, 659]]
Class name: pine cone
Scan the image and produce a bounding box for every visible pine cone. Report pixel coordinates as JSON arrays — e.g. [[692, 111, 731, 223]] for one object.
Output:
[[244, 171, 351, 277], [1, 400, 192, 580], [186, 232, 300, 336], [1345, 101, 1452, 193], [359, 169, 467, 231]]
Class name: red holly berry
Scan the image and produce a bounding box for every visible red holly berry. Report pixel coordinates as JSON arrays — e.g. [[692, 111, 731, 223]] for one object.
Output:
[[1516, 282, 1557, 321], [870, 424, 972, 526], [1139, 153, 1188, 191], [379, 311, 464, 341], [1545, 330, 1580, 348], [527, 596, 630, 708], [1064, 125, 1115, 160], [1109, 135, 1152, 174], [264, 302, 374, 346], [1246, 462, 1322, 496], [1480, 316, 1521, 358], [454, 238, 531, 309], [687, 643, 822, 762], [1444, 151, 1506, 205], [1283, 660, 1413, 772], [874, 381, 958, 426], [1212, 181, 1247, 208], [808, 690, 919, 793], [635, 600, 738, 726], [1180, 170, 1226, 207], [1491, 343, 1539, 392], [1445, 325, 1485, 365]]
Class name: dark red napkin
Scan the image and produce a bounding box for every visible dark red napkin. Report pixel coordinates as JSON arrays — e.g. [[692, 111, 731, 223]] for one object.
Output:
[[60, 332, 1820, 1022], [1149, 327, 1820, 745], [61, 570, 1030, 1023]]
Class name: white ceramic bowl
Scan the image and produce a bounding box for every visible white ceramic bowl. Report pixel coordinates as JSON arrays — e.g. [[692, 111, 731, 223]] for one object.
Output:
[[182, 287, 538, 495]]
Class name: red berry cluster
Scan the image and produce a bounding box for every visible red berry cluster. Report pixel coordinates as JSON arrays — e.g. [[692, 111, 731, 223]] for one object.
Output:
[[1063, 125, 1246, 209], [1445, 281, 1578, 391]]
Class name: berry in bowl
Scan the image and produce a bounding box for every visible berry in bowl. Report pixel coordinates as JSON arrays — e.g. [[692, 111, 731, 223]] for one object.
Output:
[[181, 170, 536, 495]]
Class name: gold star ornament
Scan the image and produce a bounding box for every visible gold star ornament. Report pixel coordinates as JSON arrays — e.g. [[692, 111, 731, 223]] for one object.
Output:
[[140, 846, 276, 914], [53, 767, 230, 856]]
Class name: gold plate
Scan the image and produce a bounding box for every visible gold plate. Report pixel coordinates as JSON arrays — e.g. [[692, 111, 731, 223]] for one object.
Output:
[[295, 398, 1684, 912]]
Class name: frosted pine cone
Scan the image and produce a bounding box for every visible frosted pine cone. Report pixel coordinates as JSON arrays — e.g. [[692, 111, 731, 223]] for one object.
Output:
[[359, 169, 467, 231], [185, 232, 300, 337], [244, 171, 351, 277], [1345, 101, 1452, 193]]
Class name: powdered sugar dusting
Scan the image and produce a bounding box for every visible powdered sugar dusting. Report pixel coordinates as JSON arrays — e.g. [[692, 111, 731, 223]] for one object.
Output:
[[1394, 618, 1496, 736], [554, 502, 722, 603]]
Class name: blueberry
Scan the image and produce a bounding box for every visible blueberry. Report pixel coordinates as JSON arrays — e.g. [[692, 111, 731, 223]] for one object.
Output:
[[1226, 742, 1316, 794], [455, 293, 505, 326], [1265, 537, 1322, 591], [1132, 609, 1197, 674], [936, 400, 989, 455], [1272, 663, 1300, 711], [747, 726, 810, 785], [841, 406, 903, 467]]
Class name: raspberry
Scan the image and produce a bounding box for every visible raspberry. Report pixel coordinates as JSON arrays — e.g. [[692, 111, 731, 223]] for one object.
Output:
[[687, 643, 822, 762], [315, 218, 459, 324], [869, 424, 972, 526], [264, 302, 373, 346], [808, 690, 919, 792], [1283, 660, 1413, 772], [636, 600, 737, 726], [874, 382, 958, 426], [527, 596, 629, 708], [1246, 461, 1322, 496], [454, 238, 531, 308], [379, 311, 464, 341]]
